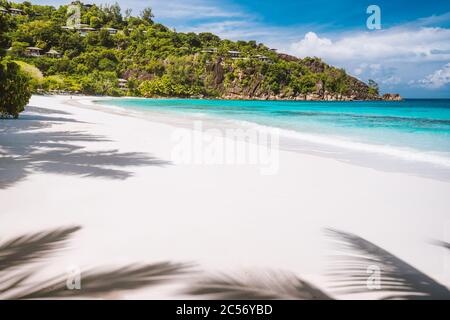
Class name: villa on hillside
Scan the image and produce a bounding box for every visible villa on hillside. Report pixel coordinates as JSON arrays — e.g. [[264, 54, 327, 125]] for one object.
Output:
[[25, 47, 43, 57], [254, 54, 271, 62], [62, 24, 96, 36], [46, 49, 62, 58], [70, 1, 93, 8], [9, 8, 25, 16], [77, 25, 96, 36], [202, 48, 218, 54], [102, 27, 118, 35], [118, 79, 128, 90], [228, 50, 241, 58]]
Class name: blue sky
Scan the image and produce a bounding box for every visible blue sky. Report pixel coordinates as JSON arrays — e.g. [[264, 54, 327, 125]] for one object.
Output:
[[27, 1, 450, 97]]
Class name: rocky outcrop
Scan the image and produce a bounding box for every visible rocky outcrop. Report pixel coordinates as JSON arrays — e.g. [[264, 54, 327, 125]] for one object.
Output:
[[122, 69, 153, 81], [277, 53, 300, 62], [206, 58, 224, 87], [204, 53, 400, 101], [382, 93, 403, 101], [301, 58, 326, 73]]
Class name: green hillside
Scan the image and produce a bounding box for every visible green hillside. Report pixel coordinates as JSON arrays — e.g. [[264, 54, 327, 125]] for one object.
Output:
[[0, 0, 381, 100]]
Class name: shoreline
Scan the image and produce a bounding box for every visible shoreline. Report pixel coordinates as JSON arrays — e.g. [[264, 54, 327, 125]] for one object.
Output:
[[93, 96, 450, 182], [34, 93, 405, 102], [1, 95, 449, 299]]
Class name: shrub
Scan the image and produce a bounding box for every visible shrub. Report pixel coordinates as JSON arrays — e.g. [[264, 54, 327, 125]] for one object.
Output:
[[0, 60, 32, 118]]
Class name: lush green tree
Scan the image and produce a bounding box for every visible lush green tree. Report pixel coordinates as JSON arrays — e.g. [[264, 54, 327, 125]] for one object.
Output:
[[0, 15, 10, 56], [0, 10, 31, 118], [368, 79, 379, 95], [79, 70, 122, 96], [0, 60, 32, 118], [140, 7, 154, 24]]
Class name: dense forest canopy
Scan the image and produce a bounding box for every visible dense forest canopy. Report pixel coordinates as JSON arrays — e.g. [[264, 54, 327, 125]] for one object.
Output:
[[0, 0, 380, 100]]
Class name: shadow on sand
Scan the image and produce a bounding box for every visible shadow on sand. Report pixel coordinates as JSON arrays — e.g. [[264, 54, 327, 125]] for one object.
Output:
[[0, 105, 171, 189], [0, 226, 189, 299], [1, 225, 449, 299]]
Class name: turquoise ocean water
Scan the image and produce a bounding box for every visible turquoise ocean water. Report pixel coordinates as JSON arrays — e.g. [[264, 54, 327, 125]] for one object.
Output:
[[98, 98, 450, 169]]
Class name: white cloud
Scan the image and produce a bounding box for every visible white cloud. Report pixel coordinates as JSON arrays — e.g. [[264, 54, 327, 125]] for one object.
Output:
[[286, 26, 450, 92], [418, 63, 450, 88], [289, 28, 450, 63], [352, 63, 395, 77], [381, 76, 401, 85]]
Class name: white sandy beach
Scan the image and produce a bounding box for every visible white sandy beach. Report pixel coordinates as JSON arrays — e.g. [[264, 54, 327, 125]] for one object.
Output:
[[1, 95, 450, 299]]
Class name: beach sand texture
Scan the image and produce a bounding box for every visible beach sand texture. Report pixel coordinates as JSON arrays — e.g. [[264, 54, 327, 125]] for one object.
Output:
[[1, 95, 449, 299]]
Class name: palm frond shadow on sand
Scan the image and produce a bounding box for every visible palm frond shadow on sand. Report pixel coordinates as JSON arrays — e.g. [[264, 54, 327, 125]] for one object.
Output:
[[0, 226, 190, 299], [0, 106, 171, 189], [2, 226, 449, 299], [433, 240, 450, 250], [325, 229, 450, 300], [184, 230, 450, 300], [185, 270, 333, 300]]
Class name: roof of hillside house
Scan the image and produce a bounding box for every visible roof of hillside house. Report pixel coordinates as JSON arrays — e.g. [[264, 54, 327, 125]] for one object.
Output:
[[228, 50, 241, 54], [78, 27, 96, 31], [75, 24, 96, 31], [9, 8, 24, 13], [0, 7, 8, 12], [26, 47, 43, 51], [103, 27, 117, 31], [202, 48, 217, 53], [47, 49, 61, 55], [118, 78, 128, 83], [70, 1, 92, 6]]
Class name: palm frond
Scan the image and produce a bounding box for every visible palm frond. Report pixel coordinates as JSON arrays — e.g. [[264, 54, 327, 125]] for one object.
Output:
[[0, 226, 81, 272], [326, 229, 450, 300], [12, 262, 190, 299], [186, 270, 333, 300]]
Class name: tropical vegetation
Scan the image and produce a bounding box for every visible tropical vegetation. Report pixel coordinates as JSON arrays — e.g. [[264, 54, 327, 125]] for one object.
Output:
[[1, 0, 379, 103], [0, 8, 31, 118]]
